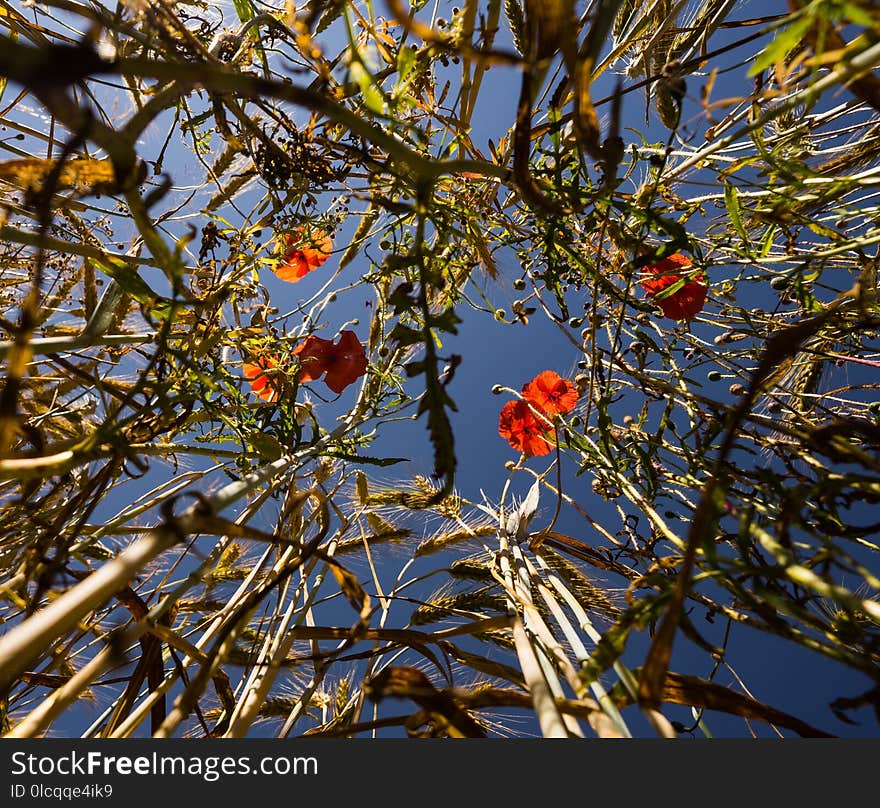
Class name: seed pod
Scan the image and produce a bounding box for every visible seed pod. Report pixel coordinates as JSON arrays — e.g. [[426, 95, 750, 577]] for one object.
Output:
[[655, 83, 680, 129]]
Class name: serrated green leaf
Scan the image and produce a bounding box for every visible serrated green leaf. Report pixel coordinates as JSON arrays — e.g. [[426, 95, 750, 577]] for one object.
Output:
[[325, 452, 410, 467], [405, 360, 426, 378], [316, 0, 347, 34], [389, 323, 423, 347], [430, 307, 462, 335], [389, 282, 416, 313]]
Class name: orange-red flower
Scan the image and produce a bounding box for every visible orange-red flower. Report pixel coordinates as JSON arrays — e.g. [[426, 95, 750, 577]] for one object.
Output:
[[522, 370, 578, 417], [498, 400, 553, 456], [498, 370, 578, 456], [292, 330, 367, 394], [640, 253, 707, 320], [243, 355, 279, 402], [274, 230, 333, 283]]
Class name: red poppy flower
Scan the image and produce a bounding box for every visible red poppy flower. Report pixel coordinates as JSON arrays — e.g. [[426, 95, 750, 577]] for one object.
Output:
[[498, 400, 553, 457], [274, 230, 333, 283], [292, 330, 367, 394], [522, 370, 579, 417], [243, 355, 279, 402], [292, 334, 334, 383], [640, 253, 707, 320]]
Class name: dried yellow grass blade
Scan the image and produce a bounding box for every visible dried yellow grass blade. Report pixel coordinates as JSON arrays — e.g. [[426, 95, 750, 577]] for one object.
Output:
[[0, 157, 117, 194]]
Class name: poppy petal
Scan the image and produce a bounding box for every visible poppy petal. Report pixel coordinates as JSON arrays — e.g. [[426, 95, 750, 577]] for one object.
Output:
[[498, 400, 553, 456], [292, 335, 334, 382], [640, 253, 707, 321], [292, 331, 367, 393], [274, 230, 333, 283], [323, 330, 367, 394], [522, 370, 579, 416], [243, 357, 279, 402]]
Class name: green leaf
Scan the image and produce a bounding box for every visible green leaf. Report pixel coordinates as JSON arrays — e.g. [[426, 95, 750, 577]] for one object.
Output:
[[404, 360, 426, 378], [760, 224, 777, 258], [724, 183, 752, 253], [430, 307, 462, 335], [840, 2, 876, 27], [316, 0, 347, 34], [389, 282, 416, 313], [396, 45, 417, 81], [325, 452, 409, 467], [349, 61, 387, 117], [231, 0, 254, 25], [389, 323, 423, 348], [91, 257, 173, 320], [748, 15, 814, 77], [247, 431, 284, 461]]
